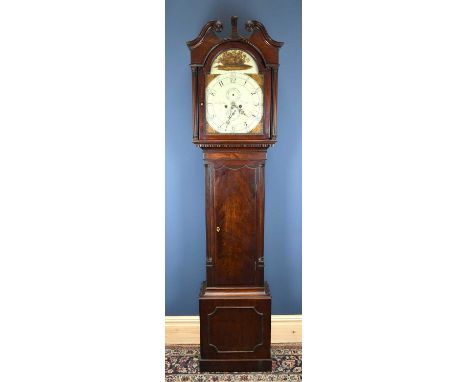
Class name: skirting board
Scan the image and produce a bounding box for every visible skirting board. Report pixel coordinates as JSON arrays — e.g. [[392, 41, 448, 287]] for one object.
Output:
[[165, 315, 302, 344]]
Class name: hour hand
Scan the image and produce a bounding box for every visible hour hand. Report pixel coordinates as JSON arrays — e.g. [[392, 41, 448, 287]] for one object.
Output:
[[226, 110, 233, 123]]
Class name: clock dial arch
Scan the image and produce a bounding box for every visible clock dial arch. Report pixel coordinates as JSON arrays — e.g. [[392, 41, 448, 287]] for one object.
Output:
[[210, 49, 259, 74], [198, 41, 272, 141]]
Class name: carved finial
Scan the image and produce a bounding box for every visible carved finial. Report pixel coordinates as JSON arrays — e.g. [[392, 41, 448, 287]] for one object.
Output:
[[186, 20, 223, 48], [214, 20, 223, 33], [230, 16, 239, 38], [245, 19, 284, 48], [245, 20, 255, 33]]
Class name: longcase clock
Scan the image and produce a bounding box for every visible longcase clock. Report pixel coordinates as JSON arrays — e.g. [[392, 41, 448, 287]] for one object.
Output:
[[187, 16, 283, 372]]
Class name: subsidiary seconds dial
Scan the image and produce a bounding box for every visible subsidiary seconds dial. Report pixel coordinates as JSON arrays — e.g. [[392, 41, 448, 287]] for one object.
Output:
[[206, 73, 263, 134]]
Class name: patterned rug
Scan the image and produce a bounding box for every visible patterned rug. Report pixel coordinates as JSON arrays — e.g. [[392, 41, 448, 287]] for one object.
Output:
[[165, 343, 302, 381]]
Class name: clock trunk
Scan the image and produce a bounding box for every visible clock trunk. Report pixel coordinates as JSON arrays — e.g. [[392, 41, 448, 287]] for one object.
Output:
[[205, 151, 265, 287]]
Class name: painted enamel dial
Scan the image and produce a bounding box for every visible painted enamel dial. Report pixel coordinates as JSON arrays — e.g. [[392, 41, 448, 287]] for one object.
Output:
[[205, 72, 263, 134]]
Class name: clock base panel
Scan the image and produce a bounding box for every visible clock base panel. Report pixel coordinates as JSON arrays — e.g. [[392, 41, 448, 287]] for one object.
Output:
[[199, 281, 272, 372]]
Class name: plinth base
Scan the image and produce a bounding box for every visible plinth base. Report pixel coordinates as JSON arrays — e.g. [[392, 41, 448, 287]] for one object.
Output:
[[199, 358, 272, 372], [198, 281, 272, 372]]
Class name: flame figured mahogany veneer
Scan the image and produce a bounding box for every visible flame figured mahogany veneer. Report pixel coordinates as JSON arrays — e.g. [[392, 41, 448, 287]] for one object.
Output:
[[187, 16, 283, 373]]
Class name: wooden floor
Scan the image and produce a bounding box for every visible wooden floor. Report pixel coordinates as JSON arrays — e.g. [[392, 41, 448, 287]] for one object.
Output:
[[165, 314, 302, 344]]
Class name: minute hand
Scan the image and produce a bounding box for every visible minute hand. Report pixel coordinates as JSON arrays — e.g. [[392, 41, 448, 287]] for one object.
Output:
[[237, 107, 253, 118], [224, 106, 236, 131]]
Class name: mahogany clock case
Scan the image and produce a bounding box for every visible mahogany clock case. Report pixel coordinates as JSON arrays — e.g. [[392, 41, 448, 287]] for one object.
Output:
[[187, 17, 283, 372]]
